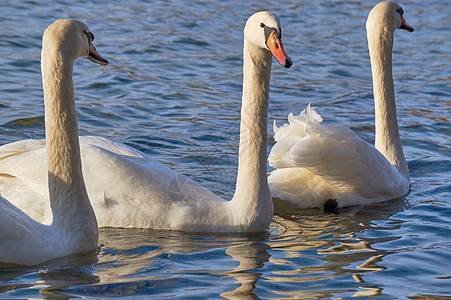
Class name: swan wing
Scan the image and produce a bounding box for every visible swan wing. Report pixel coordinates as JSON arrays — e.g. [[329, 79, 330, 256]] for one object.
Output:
[[268, 106, 408, 207], [0, 137, 221, 228], [0, 139, 48, 194], [79, 137, 221, 228]]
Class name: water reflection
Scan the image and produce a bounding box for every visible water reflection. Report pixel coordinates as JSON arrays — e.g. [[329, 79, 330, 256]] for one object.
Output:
[[220, 241, 270, 299], [267, 197, 407, 297], [0, 196, 445, 299], [0, 221, 272, 298], [50, 229, 271, 298], [0, 253, 99, 299]]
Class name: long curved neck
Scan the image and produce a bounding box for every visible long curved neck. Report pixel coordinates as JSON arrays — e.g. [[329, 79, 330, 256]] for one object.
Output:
[[41, 46, 97, 235], [230, 41, 273, 225], [368, 27, 409, 178]]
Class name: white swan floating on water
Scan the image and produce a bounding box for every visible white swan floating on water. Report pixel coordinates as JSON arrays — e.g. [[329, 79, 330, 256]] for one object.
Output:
[[0, 11, 292, 232], [0, 19, 108, 265], [268, 1, 414, 212]]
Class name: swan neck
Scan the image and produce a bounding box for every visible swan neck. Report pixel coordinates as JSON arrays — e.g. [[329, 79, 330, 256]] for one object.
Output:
[[231, 41, 273, 225], [368, 27, 409, 178], [41, 46, 97, 233]]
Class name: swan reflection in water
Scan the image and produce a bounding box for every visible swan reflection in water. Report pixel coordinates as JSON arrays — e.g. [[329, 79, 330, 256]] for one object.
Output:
[[0, 197, 406, 299], [267, 197, 407, 298]]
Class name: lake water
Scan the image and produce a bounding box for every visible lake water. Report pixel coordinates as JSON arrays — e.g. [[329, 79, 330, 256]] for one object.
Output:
[[0, 0, 450, 298]]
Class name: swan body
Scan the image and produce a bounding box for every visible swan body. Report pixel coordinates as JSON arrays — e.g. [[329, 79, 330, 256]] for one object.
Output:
[[0, 136, 229, 229], [268, 105, 410, 209], [268, 1, 413, 210], [0, 19, 108, 265], [0, 12, 292, 232]]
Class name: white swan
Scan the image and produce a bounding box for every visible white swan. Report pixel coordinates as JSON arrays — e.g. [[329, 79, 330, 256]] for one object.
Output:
[[0, 11, 292, 232], [0, 19, 108, 265], [267, 1, 414, 211]]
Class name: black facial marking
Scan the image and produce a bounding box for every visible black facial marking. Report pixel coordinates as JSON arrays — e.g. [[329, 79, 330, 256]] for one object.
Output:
[[261, 23, 281, 47], [83, 30, 94, 44], [396, 7, 404, 16]]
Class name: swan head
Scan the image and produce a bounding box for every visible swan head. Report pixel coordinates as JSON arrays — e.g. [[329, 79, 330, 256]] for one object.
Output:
[[43, 19, 108, 66], [366, 1, 414, 35], [244, 11, 292, 68]]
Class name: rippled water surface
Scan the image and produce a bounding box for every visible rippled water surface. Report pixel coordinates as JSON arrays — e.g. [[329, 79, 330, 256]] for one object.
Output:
[[1, 0, 450, 298]]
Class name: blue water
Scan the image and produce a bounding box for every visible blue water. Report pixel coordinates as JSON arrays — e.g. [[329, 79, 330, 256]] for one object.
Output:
[[0, 0, 450, 298]]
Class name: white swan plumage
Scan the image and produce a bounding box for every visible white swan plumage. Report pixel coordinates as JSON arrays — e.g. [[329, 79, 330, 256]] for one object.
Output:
[[0, 19, 108, 265], [0, 11, 292, 232], [268, 1, 413, 211]]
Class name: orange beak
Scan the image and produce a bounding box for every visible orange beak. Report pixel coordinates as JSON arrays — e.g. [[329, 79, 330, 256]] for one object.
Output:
[[400, 16, 414, 32], [266, 31, 292, 68]]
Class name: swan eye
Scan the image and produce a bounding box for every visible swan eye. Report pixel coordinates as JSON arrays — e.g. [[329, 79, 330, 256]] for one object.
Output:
[[396, 7, 404, 16], [260, 23, 265, 28]]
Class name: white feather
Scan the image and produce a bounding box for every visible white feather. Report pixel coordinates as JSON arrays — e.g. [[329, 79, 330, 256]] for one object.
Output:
[[268, 105, 409, 209]]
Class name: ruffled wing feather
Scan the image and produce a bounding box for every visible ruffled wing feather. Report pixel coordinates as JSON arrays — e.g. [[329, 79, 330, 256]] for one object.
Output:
[[268, 105, 408, 207]]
